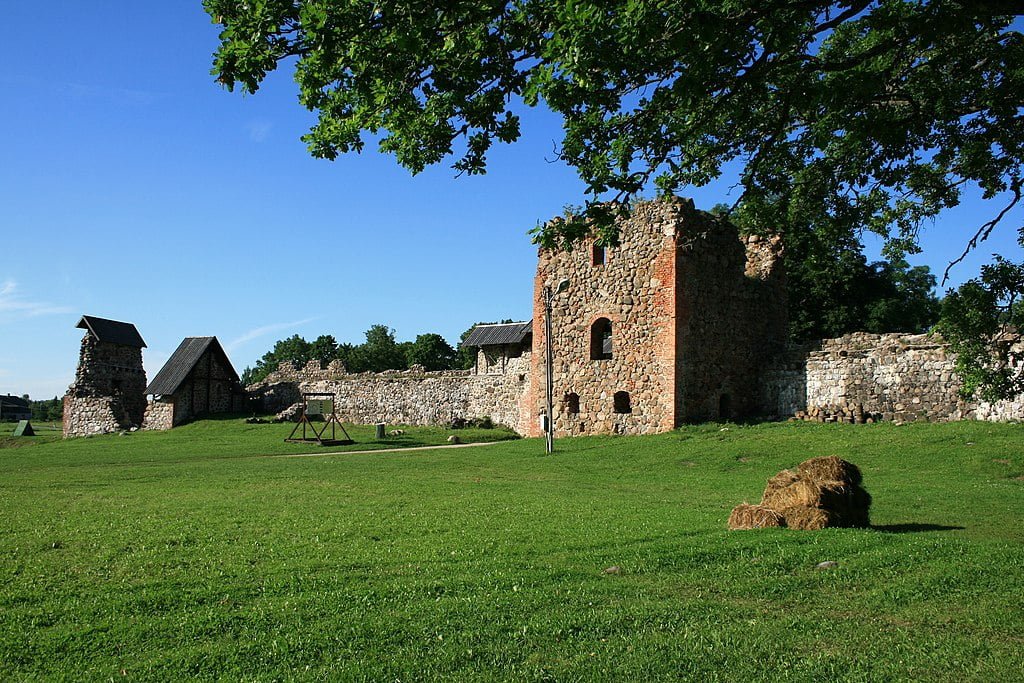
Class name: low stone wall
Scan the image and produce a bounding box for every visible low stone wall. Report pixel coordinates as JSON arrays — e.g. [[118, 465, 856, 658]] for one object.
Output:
[[248, 357, 530, 434], [762, 332, 1024, 422], [251, 334, 1024, 436]]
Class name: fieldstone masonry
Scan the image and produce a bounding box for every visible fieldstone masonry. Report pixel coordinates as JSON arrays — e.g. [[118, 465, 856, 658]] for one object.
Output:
[[249, 356, 531, 433], [246, 198, 1024, 437], [142, 337, 247, 430], [60, 200, 1020, 439], [64, 335, 147, 438], [526, 197, 787, 437], [762, 332, 1024, 423]]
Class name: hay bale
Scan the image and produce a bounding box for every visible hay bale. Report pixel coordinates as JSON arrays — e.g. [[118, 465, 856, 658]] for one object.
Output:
[[779, 505, 834, 530], [797, 456, 862, 485], [761, 469, 800, 504], [733, 458, 871, 531], [762, 475, 848, 509], [728, 504, 785, 530]]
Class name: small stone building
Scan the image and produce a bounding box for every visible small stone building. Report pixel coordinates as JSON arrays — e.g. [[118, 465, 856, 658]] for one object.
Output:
[[143, 337, 246, 429], [63, 315, 148, 437], [463, 321, 533, 376], [527, 197, 788, 437]]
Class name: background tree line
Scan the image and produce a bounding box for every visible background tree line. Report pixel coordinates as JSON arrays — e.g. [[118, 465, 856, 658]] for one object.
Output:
[[241, 324, 485, 386], [10, 396, 65, 422]]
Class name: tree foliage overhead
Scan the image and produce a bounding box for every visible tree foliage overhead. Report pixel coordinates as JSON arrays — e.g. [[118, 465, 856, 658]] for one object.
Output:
[[208, 1, 1024, 398], [937, 257, 1024, 401], [206, 0, 1023, 250]]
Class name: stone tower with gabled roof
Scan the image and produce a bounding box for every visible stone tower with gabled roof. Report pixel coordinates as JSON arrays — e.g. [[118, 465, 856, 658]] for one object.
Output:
[[63, 315, 148, 437]]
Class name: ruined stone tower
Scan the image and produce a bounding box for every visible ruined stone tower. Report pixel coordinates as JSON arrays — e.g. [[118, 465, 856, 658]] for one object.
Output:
[[63, 316, 148, 438], [526, 197, 787, 437]]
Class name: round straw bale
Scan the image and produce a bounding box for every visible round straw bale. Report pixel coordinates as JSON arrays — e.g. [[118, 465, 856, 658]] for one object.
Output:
[[762, 476, 849, 510], [779, 505, 835, 530], [760, 469, 800, 505], [728, 504, 785, 530], [797, 456, 862, 485]]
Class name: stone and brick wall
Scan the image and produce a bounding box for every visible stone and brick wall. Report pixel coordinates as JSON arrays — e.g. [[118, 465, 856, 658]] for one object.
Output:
[[761, 332, 1024, 422], [527, 197, 787, 437], [674, 214, 787, 422], [475, 345, 528, 375], [63, 336, 147, 437]]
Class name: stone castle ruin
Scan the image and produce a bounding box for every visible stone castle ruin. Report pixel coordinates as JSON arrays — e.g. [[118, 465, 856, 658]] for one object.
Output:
[[252, 196, 1024, 434], [64, 197, 1024, 438], [525, 197, 787, 436], [63, 316, 148, 437], [63, 318, 247, 437], [248, 352, 532, 434]]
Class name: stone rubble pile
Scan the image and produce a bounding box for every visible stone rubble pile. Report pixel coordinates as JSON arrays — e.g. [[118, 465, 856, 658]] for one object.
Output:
[[792, 402, 884, 424]]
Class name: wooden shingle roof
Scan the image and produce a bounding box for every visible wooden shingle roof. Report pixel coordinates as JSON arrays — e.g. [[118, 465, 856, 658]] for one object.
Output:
[[0, 394, 30, 409], [145, 337, 239, 396], [76, 315, 147, 348], [462, 321, 533, 348]]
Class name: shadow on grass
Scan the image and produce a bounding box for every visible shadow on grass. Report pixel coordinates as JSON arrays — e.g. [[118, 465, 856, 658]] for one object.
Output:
[[872, 523, 966, 533]]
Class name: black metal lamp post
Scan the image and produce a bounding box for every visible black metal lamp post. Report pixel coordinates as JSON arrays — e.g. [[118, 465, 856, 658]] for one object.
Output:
[[544, 278, 570, 454]]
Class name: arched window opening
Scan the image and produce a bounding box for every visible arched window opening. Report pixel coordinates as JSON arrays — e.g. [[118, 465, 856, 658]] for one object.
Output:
[[719, 393, 732, 420], [590, 318, 613, 360], [563, 392, 580, 415], [613, 391, 632, 414], [592, 243, 606, 266]]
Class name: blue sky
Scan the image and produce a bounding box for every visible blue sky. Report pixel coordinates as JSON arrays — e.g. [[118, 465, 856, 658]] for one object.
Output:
[[2, 3, 1021, 400]]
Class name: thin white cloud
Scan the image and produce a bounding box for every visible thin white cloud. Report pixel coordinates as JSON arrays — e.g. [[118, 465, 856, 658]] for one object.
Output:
[[0, 279, 73, 320], [58, 81, 162, 106], [247, 120, 273, 142], [226, 317, 319, 352]]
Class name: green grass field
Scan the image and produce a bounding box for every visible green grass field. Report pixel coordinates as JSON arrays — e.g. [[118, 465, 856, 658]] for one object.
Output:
[[1, 419, 1022, 681]]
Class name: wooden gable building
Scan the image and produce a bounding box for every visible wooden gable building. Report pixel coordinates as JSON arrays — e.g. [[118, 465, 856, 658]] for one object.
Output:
[[143, 337, 246, 430]]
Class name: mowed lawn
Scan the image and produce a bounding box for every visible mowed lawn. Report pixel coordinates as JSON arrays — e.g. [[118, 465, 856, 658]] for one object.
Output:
[[1, 419, 1022, 681]]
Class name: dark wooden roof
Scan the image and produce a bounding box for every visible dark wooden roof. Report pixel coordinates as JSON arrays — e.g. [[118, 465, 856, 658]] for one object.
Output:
[[145, 337, 240, 396], [0, 394, 30, 409], [76, 315, 147, 348], [463, 321, 533, 348]]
